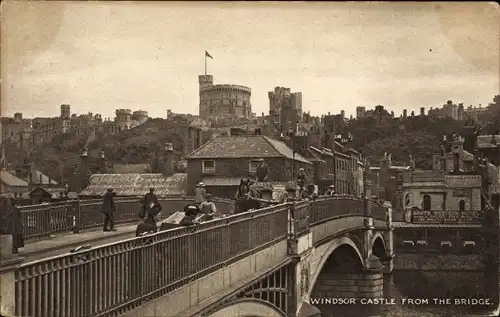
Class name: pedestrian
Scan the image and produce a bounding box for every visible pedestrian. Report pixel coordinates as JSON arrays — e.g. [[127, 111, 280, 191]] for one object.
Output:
[[256, 158, 269, 182], [135, 202, 162, 236], [101, 188, 117, 231], [195, 182, 206, 207], [297, 168, 306, 188], [199, 193, 216, 221], [180, 204, 200, 226], [144, 188, 158, 206]]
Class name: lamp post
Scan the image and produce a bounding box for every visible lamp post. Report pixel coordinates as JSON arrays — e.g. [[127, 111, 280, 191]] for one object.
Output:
[[288, 127, 296, 180]]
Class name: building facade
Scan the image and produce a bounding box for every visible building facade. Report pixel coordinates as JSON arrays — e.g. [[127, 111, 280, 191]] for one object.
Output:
[[1, 104, 149, 148], [198, 74, 252, 122], [186, 134, 313, 198]]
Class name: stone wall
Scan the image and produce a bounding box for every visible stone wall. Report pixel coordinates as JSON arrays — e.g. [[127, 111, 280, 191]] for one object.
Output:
[[393, 254, 483, 271], [311, 271, 384, 299]]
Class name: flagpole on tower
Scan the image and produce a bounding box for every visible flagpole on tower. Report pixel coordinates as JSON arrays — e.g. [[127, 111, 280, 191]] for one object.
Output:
[[204, 51, 213, 76]]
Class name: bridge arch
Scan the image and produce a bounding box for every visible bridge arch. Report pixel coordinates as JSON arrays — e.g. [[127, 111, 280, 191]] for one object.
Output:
[[308, 236, 365, 298], [371, 232, 388, 259], [206, 298, 285, 317]]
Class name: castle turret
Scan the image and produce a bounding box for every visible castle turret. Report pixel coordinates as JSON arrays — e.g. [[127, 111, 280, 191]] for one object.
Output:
[[60, 104, 70, 119], [198, 74, 213, 91], [115, 109, 132, 131]]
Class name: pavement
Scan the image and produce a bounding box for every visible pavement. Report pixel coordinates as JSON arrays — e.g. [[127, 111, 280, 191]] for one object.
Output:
[[18, 223, 138, 263]]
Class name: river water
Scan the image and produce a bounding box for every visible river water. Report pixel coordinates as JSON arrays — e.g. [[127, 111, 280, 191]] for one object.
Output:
[[316, 270, 496, 317]]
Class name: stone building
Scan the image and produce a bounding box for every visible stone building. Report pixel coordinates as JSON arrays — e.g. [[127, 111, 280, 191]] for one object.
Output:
[[198, 74, 252, 122], [1, 104, 149, 148], [186, 134, 312, 198], [268, 86, 302, 135], [427, 100, 464, 120]]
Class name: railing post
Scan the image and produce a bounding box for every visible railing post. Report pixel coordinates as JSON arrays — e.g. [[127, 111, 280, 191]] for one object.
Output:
[[287, 202, 298, 256], [72, 199, 81, 234]]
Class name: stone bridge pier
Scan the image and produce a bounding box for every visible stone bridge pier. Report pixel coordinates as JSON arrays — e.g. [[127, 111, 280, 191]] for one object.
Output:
[[293, 204, 395, 317]]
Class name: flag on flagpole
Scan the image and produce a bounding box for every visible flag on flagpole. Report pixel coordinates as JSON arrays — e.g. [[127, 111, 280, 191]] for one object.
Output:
[[205, 51, 213, 59]]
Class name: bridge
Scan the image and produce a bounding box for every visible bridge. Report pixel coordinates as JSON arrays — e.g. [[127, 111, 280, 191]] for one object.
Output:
[[1, 195, 394, 317]]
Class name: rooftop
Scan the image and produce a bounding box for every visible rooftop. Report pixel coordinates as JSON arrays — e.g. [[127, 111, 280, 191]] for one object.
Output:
[[79, 173, 187, 197], [1, 170, 29, 187], [477, 135, 500, 149], [187, 135, 311, 164]]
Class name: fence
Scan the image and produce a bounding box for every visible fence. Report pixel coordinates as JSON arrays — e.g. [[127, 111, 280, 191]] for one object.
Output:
[[12, 195, 390, 317], [16, 196, 235, 242], [292, 195, 385, 234], [14, 204, 289, 317]]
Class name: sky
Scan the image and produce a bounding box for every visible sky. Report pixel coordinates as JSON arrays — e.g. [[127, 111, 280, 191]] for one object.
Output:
[[1, 1, 499, 119]]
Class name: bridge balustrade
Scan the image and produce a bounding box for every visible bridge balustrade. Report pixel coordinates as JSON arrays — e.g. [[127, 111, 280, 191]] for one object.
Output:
[[15, 197, 234, 241], [13, 204, 289, 317], [11, 195, 390, 317]]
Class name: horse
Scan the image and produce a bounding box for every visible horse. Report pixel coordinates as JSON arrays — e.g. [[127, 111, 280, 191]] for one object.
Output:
[[234, 179, 261, 214]]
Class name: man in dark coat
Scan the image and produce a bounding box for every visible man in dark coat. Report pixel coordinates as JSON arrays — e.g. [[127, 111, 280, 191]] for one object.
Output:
[[297, 168, 306, 188], [180, 204, 200, 226], [101, 188, 117, 231], [136, 202, 162, 236], [256, 158, 269, 182], [144, 188, 158, 207]]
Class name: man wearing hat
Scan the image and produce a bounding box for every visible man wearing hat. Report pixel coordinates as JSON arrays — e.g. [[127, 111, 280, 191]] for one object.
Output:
[[101, 188, 117, 231], [297, 168, 307, 188], [256, 158, 269, 182], [195, 182, 206, 207], [326, 185, 336, 196]]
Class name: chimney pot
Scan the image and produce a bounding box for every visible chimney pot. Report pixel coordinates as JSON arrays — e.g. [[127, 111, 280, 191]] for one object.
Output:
[[101, 150, 105, 159]]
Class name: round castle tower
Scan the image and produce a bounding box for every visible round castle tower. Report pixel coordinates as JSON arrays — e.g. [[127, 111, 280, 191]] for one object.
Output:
[[198, 74, 252, 121]]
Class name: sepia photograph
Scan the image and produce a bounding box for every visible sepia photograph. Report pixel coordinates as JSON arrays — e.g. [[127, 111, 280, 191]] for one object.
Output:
[[0, 1, 499, 317]]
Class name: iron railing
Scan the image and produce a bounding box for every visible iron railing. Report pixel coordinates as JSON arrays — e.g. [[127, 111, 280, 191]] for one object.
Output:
[[16, 196, 235, 241], [13, 195, 391, 317], [14, 204, 288, 317]]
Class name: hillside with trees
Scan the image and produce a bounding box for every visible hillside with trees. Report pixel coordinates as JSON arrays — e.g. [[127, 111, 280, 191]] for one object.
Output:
[[4, 96, 499, 183], [4, 115, 192, 183]]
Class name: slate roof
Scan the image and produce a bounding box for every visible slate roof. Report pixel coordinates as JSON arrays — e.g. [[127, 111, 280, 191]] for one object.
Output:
[[79, 173, 187, 197], [477, 135, 500, 149], [0, 170, 28, 187], [27, 170, 59, 185], [112, 164, 151, 174], [187, 135, 311, 164]]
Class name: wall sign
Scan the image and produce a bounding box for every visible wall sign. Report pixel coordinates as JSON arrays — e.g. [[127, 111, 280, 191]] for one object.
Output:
[[411, 210, 480, 224]]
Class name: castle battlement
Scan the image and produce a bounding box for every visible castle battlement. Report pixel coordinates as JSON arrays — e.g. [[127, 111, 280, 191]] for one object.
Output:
[[115, 109, 132, 116], [200, 84, 252, 94]]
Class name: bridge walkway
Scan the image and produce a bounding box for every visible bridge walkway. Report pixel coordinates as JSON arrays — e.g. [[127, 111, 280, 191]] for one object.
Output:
[[18, 223, 137, 263]]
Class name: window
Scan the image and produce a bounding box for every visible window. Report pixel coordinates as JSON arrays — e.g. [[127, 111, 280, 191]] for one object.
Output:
[[459, 200, 465, 212], [422, 194, 431, 211], [202, 160, 216, 174], [249, 160, 260, 173]]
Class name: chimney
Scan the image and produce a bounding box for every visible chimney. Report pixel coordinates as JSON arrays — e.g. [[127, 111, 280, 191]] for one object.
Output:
[[39, 173, 43, 186], [163, 142, 174, 177], [48, 175, 52, 188]]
